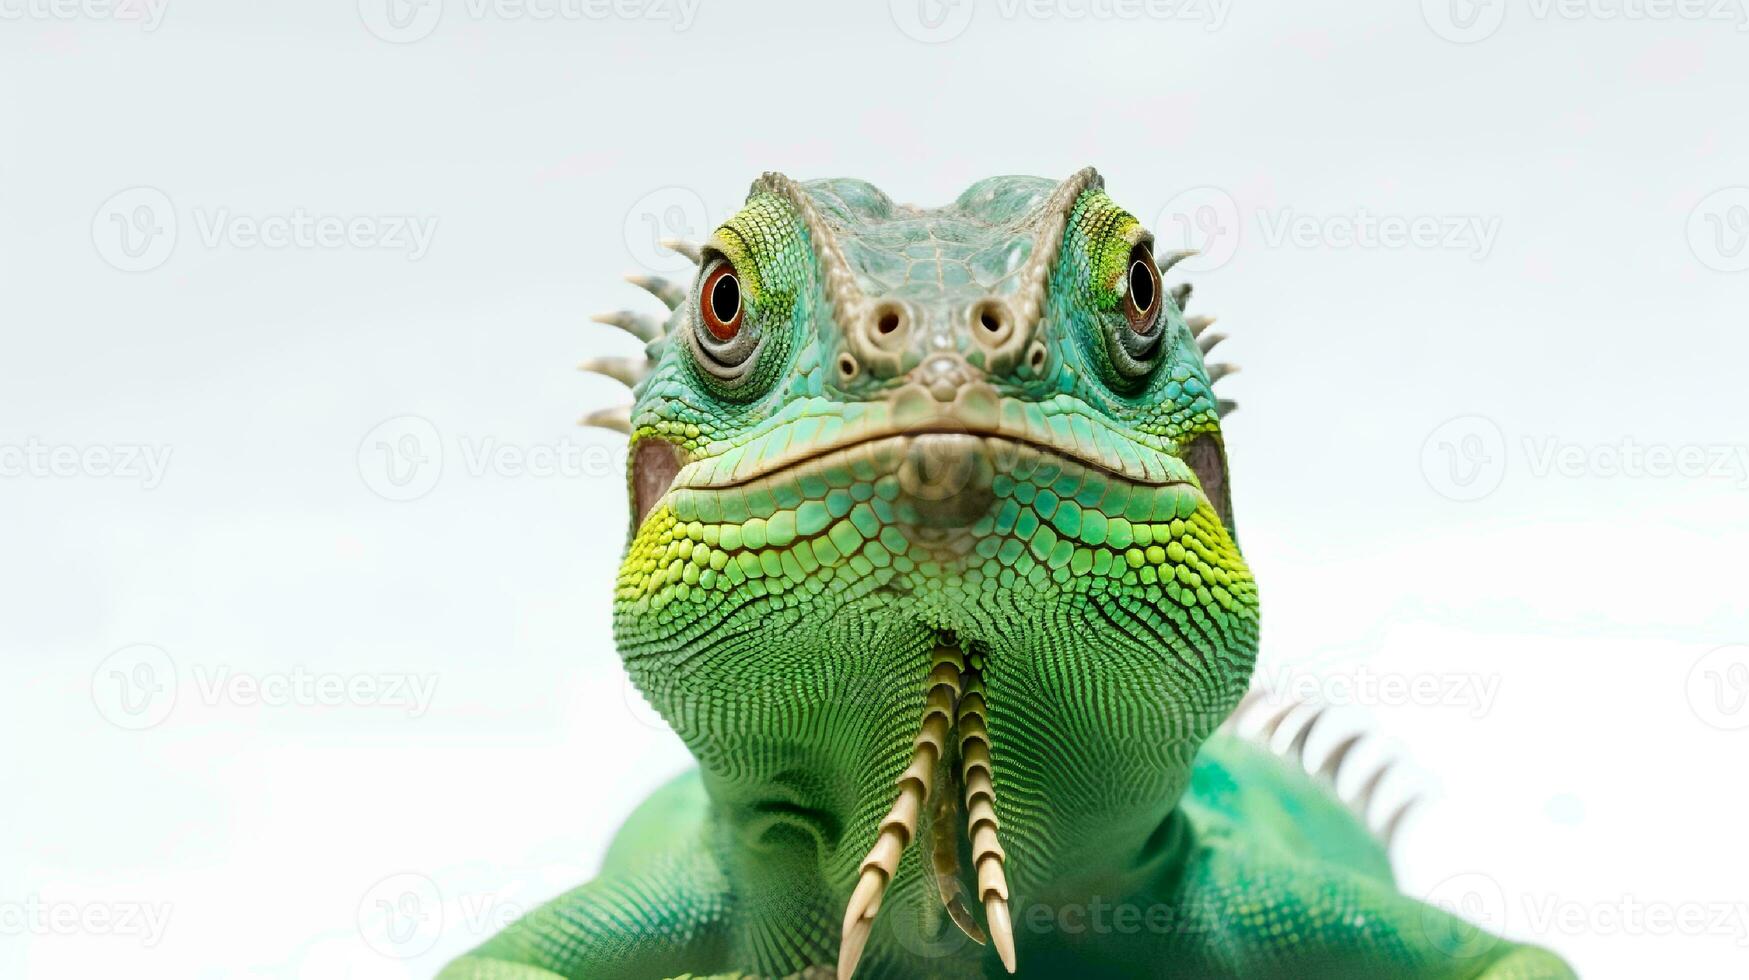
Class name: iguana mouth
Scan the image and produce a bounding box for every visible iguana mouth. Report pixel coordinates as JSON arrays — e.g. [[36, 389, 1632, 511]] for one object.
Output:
[[838, 641, 1015, 979], [681, 426, 1193, 494]]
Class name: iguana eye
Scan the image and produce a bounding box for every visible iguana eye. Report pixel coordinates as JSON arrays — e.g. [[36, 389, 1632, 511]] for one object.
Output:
[[699, 260, 743, 340], [1104, 242, 1164, 381], [1123, 243, 1160, 332], [688, 255, 762, 385]]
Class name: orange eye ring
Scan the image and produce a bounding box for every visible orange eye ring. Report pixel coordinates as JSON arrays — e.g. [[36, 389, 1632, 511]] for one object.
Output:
[[700, 261, 744, 341], [1123, 243, 1160, 333]]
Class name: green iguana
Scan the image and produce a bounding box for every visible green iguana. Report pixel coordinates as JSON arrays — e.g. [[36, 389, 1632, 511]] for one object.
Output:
[[440, 169, 1575, 979]]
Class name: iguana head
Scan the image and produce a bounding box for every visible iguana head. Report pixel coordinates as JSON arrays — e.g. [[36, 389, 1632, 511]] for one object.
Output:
[[592, 169, 1258, 977]]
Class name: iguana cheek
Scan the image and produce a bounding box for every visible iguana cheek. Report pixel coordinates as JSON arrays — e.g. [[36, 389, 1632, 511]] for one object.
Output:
[[631, 438, 684, 525]]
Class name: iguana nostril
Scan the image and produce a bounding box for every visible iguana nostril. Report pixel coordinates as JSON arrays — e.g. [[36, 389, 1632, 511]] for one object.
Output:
[[868, 301, 908, 349], [970, 299, 1013, 348]]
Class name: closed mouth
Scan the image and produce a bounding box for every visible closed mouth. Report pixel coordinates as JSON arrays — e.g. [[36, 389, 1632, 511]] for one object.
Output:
[[668, 423, 1194, 497]]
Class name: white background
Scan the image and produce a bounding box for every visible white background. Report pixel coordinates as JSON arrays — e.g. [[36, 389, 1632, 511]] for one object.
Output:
[[3, 1, 1747, 976]]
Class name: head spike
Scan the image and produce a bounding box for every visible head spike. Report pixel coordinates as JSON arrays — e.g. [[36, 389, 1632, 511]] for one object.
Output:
[[1197, 331, 1227, 356], [1287, 706, 1326, 766], [590, 310, 663, 344], [578, 405, 632, 434], [658, 238, 702, 264], [577, 357, 650, 389], [1381, 796, 1420, 852], [1261, 699, 1305, 743], [1171, 282, 1192, 311], [625, 273, 685, 310], [1186, 314, 1217, 338], [1216, 398, 1239, 417], [1156, 247, 1199, 273], [1352, 762, 1393, 820], [1317, 733, 1365, 784], [1207, 362, 1239, 384]]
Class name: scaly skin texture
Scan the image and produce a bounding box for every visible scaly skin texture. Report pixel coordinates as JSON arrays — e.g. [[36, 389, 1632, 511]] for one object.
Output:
[[441, 172, 1575, 979]]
